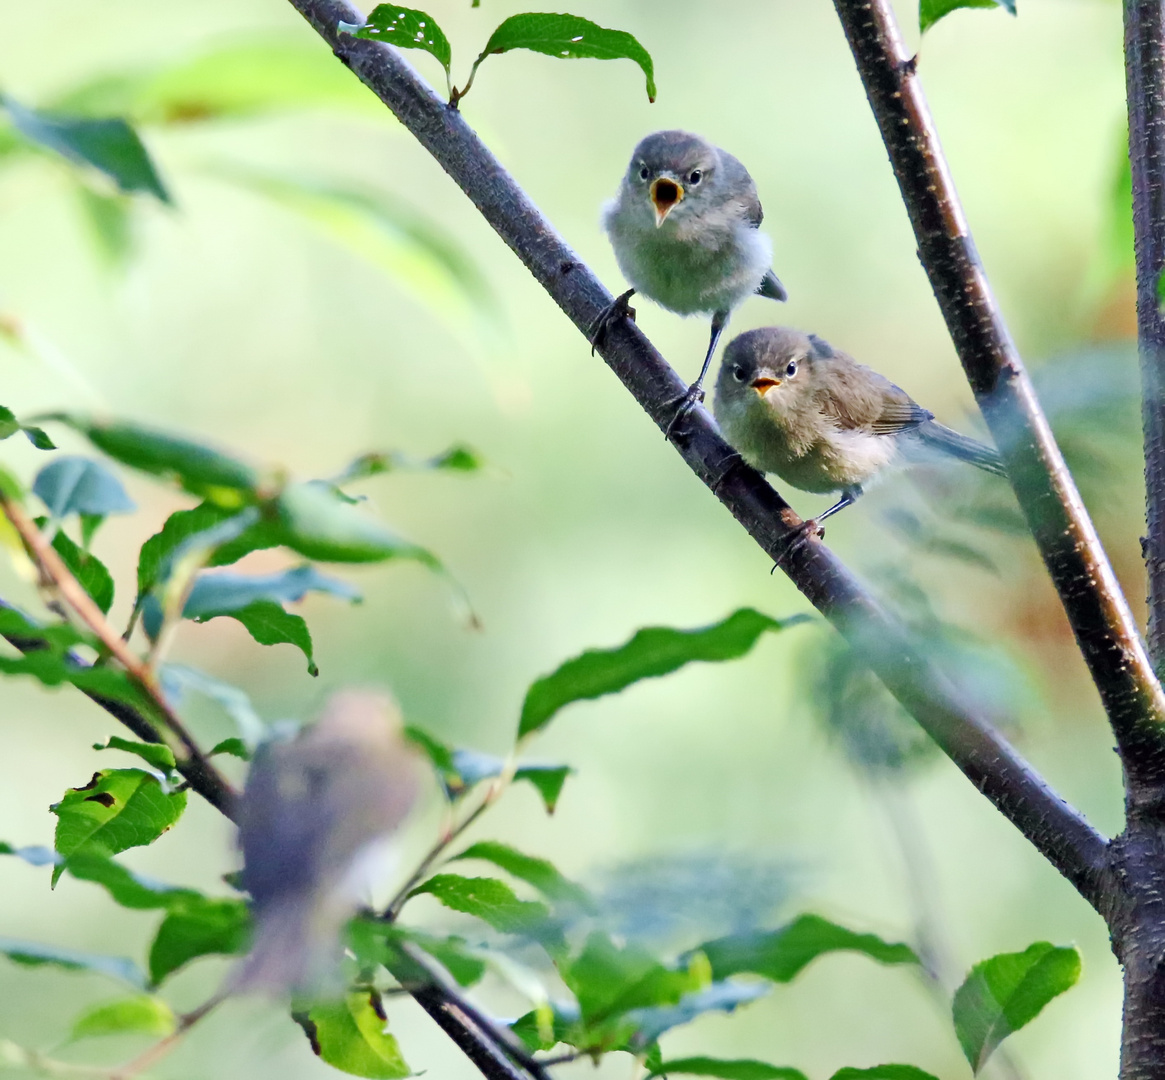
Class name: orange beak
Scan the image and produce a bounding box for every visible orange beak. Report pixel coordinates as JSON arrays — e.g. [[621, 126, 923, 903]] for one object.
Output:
[[650, 177, 684, 227], [751, 376, 780, 394]]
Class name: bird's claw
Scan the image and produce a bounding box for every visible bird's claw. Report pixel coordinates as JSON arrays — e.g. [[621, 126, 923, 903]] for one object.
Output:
[[770, 519, 825, 571], [589, 289, 637, 355], [664, 383, 705, 439]]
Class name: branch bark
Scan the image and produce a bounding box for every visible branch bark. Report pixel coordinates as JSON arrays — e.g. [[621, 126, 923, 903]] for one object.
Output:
[[831, 0, 1165, 805], [281, 0, 1111, 910]]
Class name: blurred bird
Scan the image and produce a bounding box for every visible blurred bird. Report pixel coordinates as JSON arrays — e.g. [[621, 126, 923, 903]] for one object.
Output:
[[713, 327, 1006, 541], [595, 130, 787, 430], [234, 690, 421, 993]]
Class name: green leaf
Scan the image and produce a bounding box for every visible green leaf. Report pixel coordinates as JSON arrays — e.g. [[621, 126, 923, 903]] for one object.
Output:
[[61, 853, 200, 910], [919, 0, 1015, 34], [32, 456, 135, 519], [149, 897, 251, 984], [1, 96, 170, 202], [182, 565, 360, 617], [830, 1069, 940, 1080], [347, 920, 487, 988], [51, 769, 187, 885], [39, 519, 115, 614], [298, 992, 410, 1079], [137, 503, 248, 596], [953, 942, 1081, 1073], [0, 937, 146, 988], [648, 1058, 808, 1080], [452, 841, 591, 906], [47, 414, 260, 498], [0, 405, 54, 449], [409, 874, 551, 937], [332, 444, 484, 485], [514, 764, 572, 812], [627, 983, 769, 1047], [519, 610, 808, 738], [471, 13, 656, 102], [70, 995, 176, 1041], [698, 915, 917, 983], [193, 599, 318, 675], [209, 737, 250, 760], [76, 184, 134, 266], [93, 736, 176, 773], [343, 7, 452, 85]]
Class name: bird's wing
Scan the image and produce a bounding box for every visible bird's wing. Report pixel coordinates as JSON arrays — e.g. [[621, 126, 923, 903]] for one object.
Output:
[[822, 367, 934, 436], [720, 150, 763, 228]]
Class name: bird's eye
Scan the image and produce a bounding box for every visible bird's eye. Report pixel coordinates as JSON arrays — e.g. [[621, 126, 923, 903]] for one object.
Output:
[[688, 169, 702, 185], [639, 166, 650, 180], [785, 360, 798, 378], [732, 365, 746, 382]]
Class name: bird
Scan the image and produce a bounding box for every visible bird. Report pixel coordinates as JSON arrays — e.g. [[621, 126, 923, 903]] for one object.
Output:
[[593, 130, 787, 432], [713, 326, 1006, 543], [233, 689, 421, 993]]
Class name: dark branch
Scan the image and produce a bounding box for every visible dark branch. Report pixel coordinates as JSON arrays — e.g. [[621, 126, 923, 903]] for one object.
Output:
[[281, 0, 1111, 909], [830, 0, 1165, 801], [1126, 3, 1165, 689]]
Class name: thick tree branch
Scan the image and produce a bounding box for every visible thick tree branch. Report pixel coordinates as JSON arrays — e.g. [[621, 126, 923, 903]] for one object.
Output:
[[830, 0, 1165, 802], [1127, 3, 1165, 691], [282, 0, 1111, 910]]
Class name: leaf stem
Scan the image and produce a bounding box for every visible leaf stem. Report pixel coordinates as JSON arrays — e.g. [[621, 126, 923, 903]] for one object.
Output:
[[106, 992, 226, 1080]]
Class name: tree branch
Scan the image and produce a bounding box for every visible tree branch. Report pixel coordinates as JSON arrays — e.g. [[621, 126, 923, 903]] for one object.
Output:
[[1126, 3, 1165, 690], [830, 0, 1165, 801], [280, 0, 1112, 909]]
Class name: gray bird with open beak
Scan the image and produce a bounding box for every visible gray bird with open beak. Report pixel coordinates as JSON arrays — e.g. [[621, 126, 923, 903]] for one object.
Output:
[[595, 130, 787, 430], [714, 326, 1005, 536]]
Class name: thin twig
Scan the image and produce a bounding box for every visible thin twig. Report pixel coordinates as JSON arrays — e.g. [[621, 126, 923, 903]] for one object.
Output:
[[106, 993, 225, 1080], [280, 0, 1111, 911], [830, 0, 1165, 800], [0, 495, 238, 814]]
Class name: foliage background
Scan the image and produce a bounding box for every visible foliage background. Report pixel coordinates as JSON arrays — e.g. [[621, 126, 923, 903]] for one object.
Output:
[[0, 0, 1135, 1077]]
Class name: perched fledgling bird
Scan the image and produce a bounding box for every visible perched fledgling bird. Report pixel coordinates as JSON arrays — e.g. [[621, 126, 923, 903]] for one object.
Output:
[[234, 690, 421, 993], [594, 130, 787, 430], [713, 326, 1005, 536]]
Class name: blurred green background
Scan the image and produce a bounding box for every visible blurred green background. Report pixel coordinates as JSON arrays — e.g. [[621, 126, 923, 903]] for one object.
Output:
[[0, 0, 1139, 1077]]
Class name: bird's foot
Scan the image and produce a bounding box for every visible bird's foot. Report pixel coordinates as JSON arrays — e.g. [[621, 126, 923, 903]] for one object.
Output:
[[663, 383, 705, 440], [770, 519, 825, 571], [589, 289, 637, 355]]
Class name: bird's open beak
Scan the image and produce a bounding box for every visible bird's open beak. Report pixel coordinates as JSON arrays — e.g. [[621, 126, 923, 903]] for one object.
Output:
[[751, 376, 780, 395], [650, 177, 684, 227]]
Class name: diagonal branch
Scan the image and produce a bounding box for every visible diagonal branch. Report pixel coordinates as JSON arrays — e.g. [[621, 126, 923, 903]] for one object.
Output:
[[830, 0, 1165, 802], [282, 0, 1111, 910]]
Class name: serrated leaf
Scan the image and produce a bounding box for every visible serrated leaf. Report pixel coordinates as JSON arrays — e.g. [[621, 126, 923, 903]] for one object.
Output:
[[32, 456, 135, 519], [0, 937, 146, 988], [627, 983, 769, 1047], [93, 736, 176, 773], [47, 414, 260, 498], [149, 897, 251, 984], [472, 13, 656, 102], [192, 599, 318, 675], [409, 874, 551, 937], [70, 995, 176, 1041], [648, 1057, 808, 1080], [51, 769, 187, 885], [953, 942, 1081, 1072], [1, 96, 169, 201], [519, 610, 808, 738], [344, 6, 452, 81], [698, 915, 917, 983], [919, 0, 1015, 34], [38, 518, 115, 614], [830, 1069, 940, 1080], [452, 841, 591, 906], [298, 992, 410, 1079]]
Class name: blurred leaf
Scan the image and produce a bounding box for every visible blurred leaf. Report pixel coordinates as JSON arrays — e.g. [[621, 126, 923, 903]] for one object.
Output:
[[192, 599, 318, 675], [51, 769, 187, 885], [93, 736, 176, 773], [209, 737, 250, 760], [33, 456, 135, 519], [35, 517, 115, 614], [298, 992, 410, 1079], [76, 184, 134, 265], [452, 841, 592, 906], [343, 7, 452, 87], [70, 995, 176, 1041], [920, 0, 1015, 34], [1, 96, 170, 201], [159, 663, 266, 747], [831, 1069, 940, 1080], [409, 874, 551, 937], [332, 444, 484, 485], [149, 897, 251, 984], [0, 405, 54, 449], [627, 982, 769, 1047], [348, 920, 487, 988], [182, 565, 360, 617], [648, 1058, 808, 1080], [953, 942, 1081, 1073], [0, 842, 60, 867], [468, 13, 656, 102], [62, 853, 201, 910], [0, 937, 146, 988], [138, 503, 236, 595], [519, 610, 808, 738], [139, 507, 266, 604], [46, 414, 260, 499], [698, 915, 917, 983], [514, 764, 571, 812]]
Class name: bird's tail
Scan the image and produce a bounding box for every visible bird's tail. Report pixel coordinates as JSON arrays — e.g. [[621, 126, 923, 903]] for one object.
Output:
[[915, 421, 1007, 477], [756, 269, 788, 303]]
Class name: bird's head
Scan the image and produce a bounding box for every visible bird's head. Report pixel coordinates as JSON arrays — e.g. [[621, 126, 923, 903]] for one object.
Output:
[[626, 130, 721, 228]]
